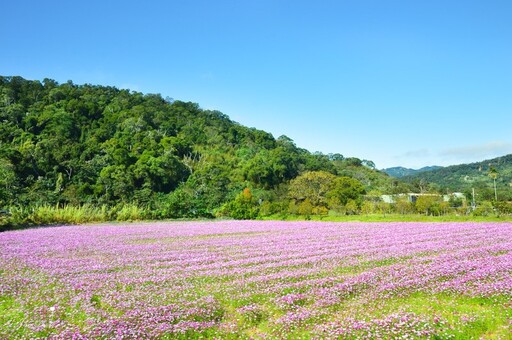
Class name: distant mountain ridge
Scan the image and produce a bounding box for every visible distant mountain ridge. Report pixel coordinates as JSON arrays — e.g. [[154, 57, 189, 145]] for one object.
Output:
[[382, 166, 443, 178], [400, 154, 512, 200]]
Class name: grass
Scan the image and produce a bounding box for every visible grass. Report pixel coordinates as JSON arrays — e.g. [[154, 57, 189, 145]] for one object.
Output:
[[262, 213, 511, 223], [378, 293, 512, 338], [2, 202, 510, 233], [29, 204, 110, 225], [0, 203, 152, 231], [0, 296, 28, 337]]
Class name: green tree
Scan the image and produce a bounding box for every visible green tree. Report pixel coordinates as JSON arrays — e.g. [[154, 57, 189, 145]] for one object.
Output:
[[327, 176, 366, 207], [297, 198, 314, 216], [220, 188, 259, 219], [243, 147, 299, 189], [394, 196, 414, 215], [415, 195, 442, 216], [0, 158, 16, 205], [288, 171, 337, 208], [345, 199, 359, 215], [473, 200, 494, 216], [0, 76, 414, 222], [361, 200, 376, 215], [97, 165, 134, 202], [132, 151, 189, 193]]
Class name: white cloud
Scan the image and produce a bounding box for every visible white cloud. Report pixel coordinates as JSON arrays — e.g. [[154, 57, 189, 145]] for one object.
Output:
[[388, 141, 512, 169], [439, 141, 512, 159]]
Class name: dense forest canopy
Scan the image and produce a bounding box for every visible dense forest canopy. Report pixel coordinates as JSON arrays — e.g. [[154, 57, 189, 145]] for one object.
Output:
[[1, 76, 509, 226], [0, 76, 401, 220]]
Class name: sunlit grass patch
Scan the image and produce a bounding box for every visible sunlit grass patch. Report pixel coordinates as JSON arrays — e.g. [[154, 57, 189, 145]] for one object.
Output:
[[0, 296, 29, 338], [375, 292, 512, 338]]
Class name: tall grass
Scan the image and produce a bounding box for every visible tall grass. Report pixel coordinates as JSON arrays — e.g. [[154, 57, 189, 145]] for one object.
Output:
[[1, 204, 509, 232], [28, 204, 110, 225], [114, 203, 148, 222], [0, 203, 154, 231]]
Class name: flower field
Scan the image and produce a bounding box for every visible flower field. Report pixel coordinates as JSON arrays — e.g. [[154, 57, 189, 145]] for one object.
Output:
[[1, 221, 512, 339]]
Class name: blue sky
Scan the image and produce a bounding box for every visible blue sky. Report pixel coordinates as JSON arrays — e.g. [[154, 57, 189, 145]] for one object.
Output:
[[2, 0, 511, 169]]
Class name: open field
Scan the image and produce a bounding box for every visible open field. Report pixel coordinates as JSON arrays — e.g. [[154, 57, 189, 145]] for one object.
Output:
[[1, 221, 511, 339]]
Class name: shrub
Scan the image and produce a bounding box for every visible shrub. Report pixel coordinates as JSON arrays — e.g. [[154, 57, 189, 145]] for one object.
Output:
[[472, 201, 495, 217], [218, 188, 259, 220]]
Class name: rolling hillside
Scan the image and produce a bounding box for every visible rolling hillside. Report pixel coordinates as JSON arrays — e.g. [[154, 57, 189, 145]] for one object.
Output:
[[0, 76, 400, 218], [401, 154, 512, 200], [382, 166, 443, 178]]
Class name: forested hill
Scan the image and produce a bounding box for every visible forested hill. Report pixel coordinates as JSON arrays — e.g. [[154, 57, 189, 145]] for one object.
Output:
[[0, 76, 399, 218], [401, 154, 512, 200]]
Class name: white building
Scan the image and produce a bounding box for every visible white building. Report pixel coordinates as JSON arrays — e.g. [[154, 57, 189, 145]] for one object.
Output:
[[380, 193, 466, 204]]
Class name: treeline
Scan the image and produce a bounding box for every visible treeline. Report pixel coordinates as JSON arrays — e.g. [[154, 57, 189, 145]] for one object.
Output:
[[1, 76, 509, 230], [1, 76, 406, 228], [402, 154, 512, 201]]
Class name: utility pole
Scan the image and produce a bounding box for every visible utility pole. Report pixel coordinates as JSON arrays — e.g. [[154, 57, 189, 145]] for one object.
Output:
[[493, 177, 497, 201], [489, 166, 498, 201], [471, 188, 476, 211]]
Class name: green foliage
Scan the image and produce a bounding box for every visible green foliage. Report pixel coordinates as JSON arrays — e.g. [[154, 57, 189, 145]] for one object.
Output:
[[328, 176, 366, 207], [288, 171, 366, 216], [472, 201, 495, 217], [242, 147, 299, 189], [414, 195, 444, 216], [219, 188, 260, 220], [113, 203, 148, 221], [159, 187, 213, 219], [0, 205, 111, 230], [288, 171, 336, 208], [402, 154, 512, 201], [0, 158, 16, 205], [28, 204, 110, 225], [6, 75, 494, 226], [493, 201, 512, 215]]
